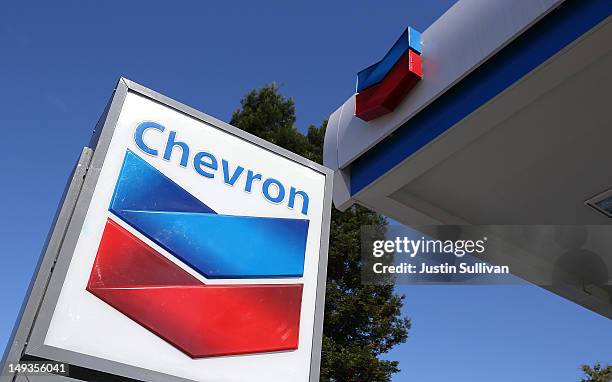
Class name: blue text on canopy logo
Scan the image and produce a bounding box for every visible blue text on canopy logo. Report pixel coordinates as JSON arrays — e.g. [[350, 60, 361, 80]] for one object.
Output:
[[134, 122, 310, 215]]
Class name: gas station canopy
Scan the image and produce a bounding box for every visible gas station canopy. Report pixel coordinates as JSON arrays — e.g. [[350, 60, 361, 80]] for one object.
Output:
[[324, 0, 612, 317]]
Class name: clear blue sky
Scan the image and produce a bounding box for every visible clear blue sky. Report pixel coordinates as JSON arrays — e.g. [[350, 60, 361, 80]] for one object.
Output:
[[1, 2, 609, 381]]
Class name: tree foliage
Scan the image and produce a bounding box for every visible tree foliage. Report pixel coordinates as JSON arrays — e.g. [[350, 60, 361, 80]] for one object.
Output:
[[230, 84, 410, 381], [581, 363, 612, 382]]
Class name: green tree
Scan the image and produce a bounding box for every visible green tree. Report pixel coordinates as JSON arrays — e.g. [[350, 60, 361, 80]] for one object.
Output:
[[231, 84, 410, 382], [581, 363, 612, 382]]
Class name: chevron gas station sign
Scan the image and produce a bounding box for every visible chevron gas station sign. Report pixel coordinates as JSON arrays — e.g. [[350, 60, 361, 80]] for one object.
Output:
[[10, 79, 333, 382]]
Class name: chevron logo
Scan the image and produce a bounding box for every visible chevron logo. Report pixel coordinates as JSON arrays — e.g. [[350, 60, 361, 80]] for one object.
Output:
[[87, 150, 309, 358], [355, 27, 423, 121]]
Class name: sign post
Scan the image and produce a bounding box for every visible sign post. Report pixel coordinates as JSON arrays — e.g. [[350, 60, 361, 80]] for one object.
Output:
[[1, 78, 333, 382]]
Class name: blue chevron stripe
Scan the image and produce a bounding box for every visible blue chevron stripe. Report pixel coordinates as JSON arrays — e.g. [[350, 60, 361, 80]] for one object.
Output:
[[110, 150, 308, 279], [111, 150, 215, 214], [356, 27, 422, 92]]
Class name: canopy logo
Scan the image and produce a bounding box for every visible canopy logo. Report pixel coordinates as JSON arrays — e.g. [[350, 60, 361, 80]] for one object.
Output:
[[87, 149, 309, 358], [355, 27, 423, 121]]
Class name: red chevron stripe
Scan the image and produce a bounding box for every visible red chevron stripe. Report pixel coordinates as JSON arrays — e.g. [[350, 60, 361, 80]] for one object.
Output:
[[355, 49, 422, 121], [87, 219, 303, 358]]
